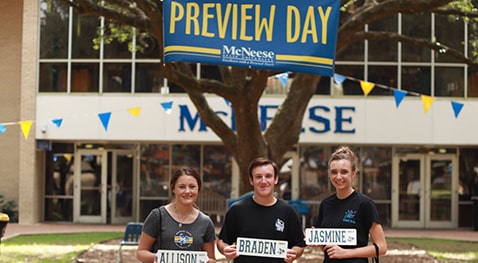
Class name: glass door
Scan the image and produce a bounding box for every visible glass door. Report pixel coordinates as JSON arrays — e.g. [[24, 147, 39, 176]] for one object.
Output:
[[392, 154, 457, 228], [73, 150, 107, 223], [110, 150, 137, 224]]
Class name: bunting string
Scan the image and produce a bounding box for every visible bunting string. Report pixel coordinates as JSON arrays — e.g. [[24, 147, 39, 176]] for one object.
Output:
[[0, 71, 468, 140]]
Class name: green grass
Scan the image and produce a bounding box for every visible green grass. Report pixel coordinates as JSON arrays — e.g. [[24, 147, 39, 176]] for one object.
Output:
[[0, 232, 123, 263], [1, 233, 477, 263], [387, 237, 478, 262]]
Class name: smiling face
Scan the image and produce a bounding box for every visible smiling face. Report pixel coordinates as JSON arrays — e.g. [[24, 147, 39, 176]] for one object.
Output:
[[329, 159, 356, 194], [172, 174, 199, 205], [249, 164, 279, 198]]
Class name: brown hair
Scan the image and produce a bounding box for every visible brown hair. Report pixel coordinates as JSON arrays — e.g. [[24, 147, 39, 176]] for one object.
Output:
[[248, 157, 279, 179], [170, 167, 202, 191], [328, 146, 359, 172]]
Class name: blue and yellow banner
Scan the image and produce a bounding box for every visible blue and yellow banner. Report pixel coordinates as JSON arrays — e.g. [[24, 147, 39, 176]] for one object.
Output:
[[163, 0, 340, 76]]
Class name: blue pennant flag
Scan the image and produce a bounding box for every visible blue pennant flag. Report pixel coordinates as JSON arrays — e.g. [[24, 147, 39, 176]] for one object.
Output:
[[161, 101, 174, 114], [98, 112, 112, 131], [451, 101, 464, 118], [275, 72, 289, 87], [51, 118, 63, 128], [393, 89, 407, 108], [333, 73, 346, 84], [0, 124, 6, 134]]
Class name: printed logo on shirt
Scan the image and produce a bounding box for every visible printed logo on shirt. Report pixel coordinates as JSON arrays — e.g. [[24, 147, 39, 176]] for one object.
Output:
[[174, 230, 193, 249], [275, 218, 285, 232], [342, 209, 356, 224]]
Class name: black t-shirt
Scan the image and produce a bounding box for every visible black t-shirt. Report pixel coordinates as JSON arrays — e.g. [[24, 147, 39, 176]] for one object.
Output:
[[218, 197, 306, 263], [315, 191, 381, 263]]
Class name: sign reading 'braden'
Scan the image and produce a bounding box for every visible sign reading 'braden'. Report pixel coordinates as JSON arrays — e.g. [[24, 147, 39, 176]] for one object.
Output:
[[236, 237, 288, 258], [305, 228, 357, 246], [155, 250, 208, 263]]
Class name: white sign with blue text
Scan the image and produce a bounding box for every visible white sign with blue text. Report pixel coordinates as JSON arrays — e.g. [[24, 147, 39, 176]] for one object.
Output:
[[155, 250, 208, 263], [237, 237, 288, 258], [305, 228, 357, 245]]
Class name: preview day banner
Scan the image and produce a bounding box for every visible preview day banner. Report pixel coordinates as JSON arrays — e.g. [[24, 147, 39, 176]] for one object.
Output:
[[163, 0, 340, 76]]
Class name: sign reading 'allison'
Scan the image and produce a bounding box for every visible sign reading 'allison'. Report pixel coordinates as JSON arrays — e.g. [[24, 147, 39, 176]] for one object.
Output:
[[305, 228, 357, 246], [155, 250, 208, 263], [163, 0, 340, 76], [237, 237, 288, 258]]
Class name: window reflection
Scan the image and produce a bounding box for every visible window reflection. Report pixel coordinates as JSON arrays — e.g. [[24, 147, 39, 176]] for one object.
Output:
[[39, 0, 69, 59], [140, 144, 170, 197], [71, 13, 99, 59], [39, 63, 67, 92], [203, 145, 232, 198]]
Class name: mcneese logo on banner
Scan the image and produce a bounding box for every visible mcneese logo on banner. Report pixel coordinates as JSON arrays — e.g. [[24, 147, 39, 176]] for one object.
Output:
[[163, 0, 340, 76]]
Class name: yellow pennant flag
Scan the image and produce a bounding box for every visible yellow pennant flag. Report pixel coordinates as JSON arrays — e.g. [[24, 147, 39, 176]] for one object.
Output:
[[128, 107, 141, 117], [420, 95, 435, 113], [19, 120, 33, 140], [360, 81, 375, 96]]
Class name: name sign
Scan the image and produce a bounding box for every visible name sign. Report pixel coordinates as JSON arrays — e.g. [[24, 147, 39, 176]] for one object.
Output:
[[305, 228, 357, 246], [155, 250, 208, 263], [163, 0, 340, 76], [237, 237, 288, 258]]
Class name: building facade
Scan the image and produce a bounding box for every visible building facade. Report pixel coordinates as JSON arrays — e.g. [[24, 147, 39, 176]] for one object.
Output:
[[1, 0, 477, 229]]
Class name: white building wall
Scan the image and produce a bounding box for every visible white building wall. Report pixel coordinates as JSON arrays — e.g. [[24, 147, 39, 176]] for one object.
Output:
[[36, 95, 478, 146]]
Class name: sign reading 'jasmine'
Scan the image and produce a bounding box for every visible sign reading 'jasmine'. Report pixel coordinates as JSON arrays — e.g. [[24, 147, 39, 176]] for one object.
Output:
[[305, 228, 357, 245], [155, 250, 208, 263], [163, 0, 340, 76], [236, 237, 288, 258]]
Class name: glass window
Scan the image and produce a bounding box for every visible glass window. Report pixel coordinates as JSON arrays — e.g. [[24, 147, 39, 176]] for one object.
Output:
[[203, 145, 232, 198], [316, 76, 331, 95], [435, 15, 464, 63], [72, 13, 100, 59], [136, 35, 161, 59], [299, 146, 330, 200], [71, 63, 99, 92], [140, 144, 170, 198], [401, 66, 431, 95], [368, 66, 397, 96], [336, 40, 364, 61], [44, 143, 74, 222], [103, 63, 132, 93], [39, 63, 67, 92], [435, 67, 465, 97], [335, 65, 363, 95], [402, 14, 431, 62], [361, 147, 392, 200], [468, 69, 478, 97], [172, 145, 200, 171], [135, 63, 164, 93], [39, 0, 69, 59], [368, 15, 398, 62], [103, 21, 132, 59]]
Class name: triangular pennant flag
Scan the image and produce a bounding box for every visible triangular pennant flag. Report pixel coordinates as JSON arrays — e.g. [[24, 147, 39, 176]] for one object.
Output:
[[128, 107, 141, 117], [420, 95, 435, 113], [51, 118, 63, 128], [333, 73, 346, 84], [360, 81, 375, 96], [451, 101, 464, 118], [161, 101, 173, 114], [275, 72, 289, 87], [19, 120, 33, 139], [98, 112, 112, 131], [393, 89, 408, 108], [0, 124, 6, 134]]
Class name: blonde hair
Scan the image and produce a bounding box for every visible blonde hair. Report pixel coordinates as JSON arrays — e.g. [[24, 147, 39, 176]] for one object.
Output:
[[328, 146, 359, 172]]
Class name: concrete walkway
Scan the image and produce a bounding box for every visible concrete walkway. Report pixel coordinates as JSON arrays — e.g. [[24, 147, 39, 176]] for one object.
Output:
[[2, 223, 478, 242]]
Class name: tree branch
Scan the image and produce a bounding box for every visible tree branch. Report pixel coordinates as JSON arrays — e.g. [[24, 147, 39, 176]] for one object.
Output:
[[355, 31, 478, 70]]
